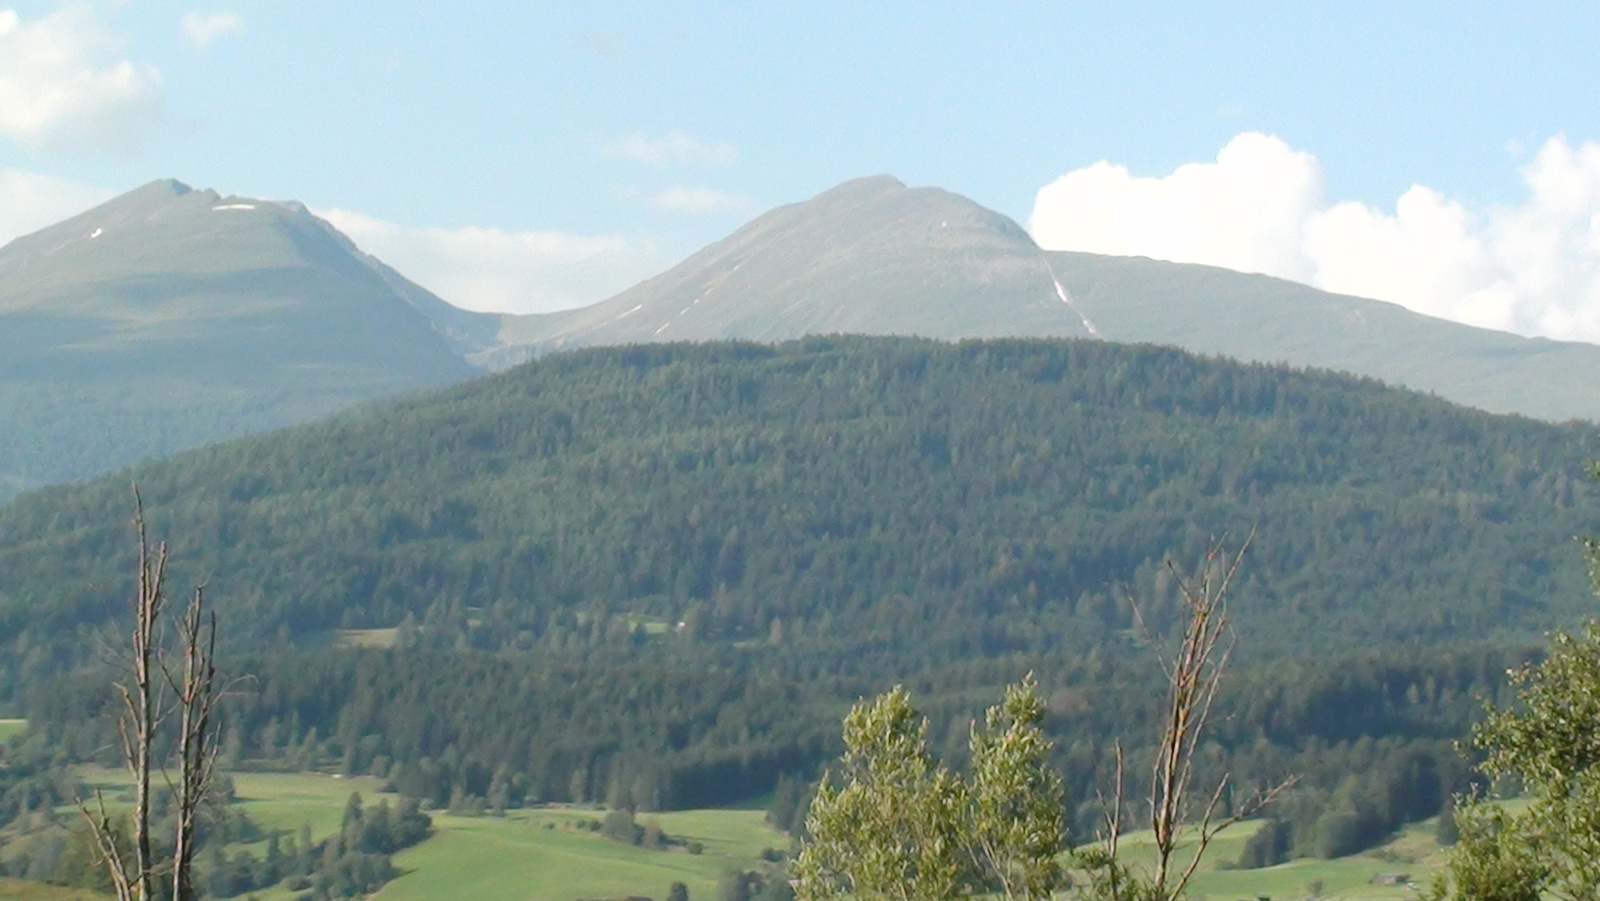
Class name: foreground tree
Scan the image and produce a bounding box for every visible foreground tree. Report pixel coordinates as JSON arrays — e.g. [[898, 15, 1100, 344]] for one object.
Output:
[[797, 540, 1280, 901], [78, 491, 223, 901], [794, 677, 1066, 901], [966, 677, 1068, 901], [793, 685, 970, 901], [1431, 465, 1600, 901], [1430, 620, 1600, 901]]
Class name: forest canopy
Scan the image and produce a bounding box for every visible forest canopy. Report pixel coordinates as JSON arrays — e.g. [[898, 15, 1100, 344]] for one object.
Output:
[[3, 336, 1597, 843]]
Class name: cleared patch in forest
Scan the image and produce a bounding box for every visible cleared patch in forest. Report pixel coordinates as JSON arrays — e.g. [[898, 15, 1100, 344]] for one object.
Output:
[[333, 628, 401, 649]]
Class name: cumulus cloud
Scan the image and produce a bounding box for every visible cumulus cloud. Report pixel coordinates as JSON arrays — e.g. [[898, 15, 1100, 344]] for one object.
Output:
[[603, 129, 738, 167], [1030, 133, 1600, 344], [318, 209, 672, 315], [0, 7, 163, 155], [647, 186, 750, 214], [0, 168, 112, 245], [1032, 133, 1321, 280], [181, 11, 243, 48]]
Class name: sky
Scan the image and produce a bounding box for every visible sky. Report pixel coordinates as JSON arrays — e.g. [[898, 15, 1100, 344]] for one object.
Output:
[[4, 3, 1600, 343]]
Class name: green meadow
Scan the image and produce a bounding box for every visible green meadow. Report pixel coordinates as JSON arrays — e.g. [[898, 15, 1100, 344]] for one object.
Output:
[[118, 771, 788, 901], [0, 721, 25, 744], [44, 768, 1470, 901], [0, 879, 111, 901], [371, 807, 783, 901], [226, 771, 389, 840], [1099, 816, 1449, 901]]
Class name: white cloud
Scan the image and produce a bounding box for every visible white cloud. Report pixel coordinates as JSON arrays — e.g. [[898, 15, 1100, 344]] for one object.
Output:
[[0, 168, 112, 245], [1032, 133, 1322, 281], [647, 186, 750, 214], [603, 129, 738, 167], [0, 6, 163, 155], [318, 209, 672, 315], [1029, 133, 1600, 344], [181, 11, 243, 48]]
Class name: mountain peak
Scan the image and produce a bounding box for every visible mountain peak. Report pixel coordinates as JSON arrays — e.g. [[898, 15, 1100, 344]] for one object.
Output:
[[0, 177, 487, 496], [498, 175, 1087, 351], [135, 177, 195, 198], [807, 174, 908, 203]]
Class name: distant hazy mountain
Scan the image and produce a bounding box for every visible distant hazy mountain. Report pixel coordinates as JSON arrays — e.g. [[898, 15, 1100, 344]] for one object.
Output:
[[495, 175, 1096, 352], [6, 174, 1597, 501], [498, 176, 1600, 424], [1046, 252, 1600, 425], [0, 179, 497, 499]]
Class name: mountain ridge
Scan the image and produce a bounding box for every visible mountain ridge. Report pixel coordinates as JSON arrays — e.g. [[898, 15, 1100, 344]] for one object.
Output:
[[6, 173, 1600, 502], [0, 179, 492, 498], [1045, 250, 1600, 423], [495, 174, 1092, 354], [492, 176, 1600, 424]]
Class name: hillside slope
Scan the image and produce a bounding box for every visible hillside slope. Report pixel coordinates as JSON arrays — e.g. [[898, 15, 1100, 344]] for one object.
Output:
[[0, 179, 495, 499], [1048, 251, 1600, 424], [3, 336, 1595, 699]]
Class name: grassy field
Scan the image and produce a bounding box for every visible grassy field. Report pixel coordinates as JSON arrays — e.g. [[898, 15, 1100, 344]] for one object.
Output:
[[0, 721, 25, 743], [333, 627, 400, 649], [371, 807, 784, 901], [227, 771, 389, 840], [81, 770, 790, 901], [46, 768, 1467, 901], [1102, 816, 1447, 900], [0, 879, 110, 901]]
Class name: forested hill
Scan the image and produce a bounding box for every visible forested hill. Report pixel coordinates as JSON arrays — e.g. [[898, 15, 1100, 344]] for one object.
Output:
[[2, 336, 1596, 698]]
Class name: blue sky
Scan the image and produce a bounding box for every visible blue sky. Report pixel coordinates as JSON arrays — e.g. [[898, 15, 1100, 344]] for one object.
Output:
[[5, 2, 1600, 341]]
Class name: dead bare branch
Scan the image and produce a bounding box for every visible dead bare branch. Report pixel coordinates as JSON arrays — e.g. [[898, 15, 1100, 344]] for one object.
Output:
[[76, 487, 224, 901], [1084, 532, 1297, 901]]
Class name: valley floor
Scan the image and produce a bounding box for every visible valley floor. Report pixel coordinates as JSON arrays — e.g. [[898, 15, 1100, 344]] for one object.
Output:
[[2, 768, 1458, 901]]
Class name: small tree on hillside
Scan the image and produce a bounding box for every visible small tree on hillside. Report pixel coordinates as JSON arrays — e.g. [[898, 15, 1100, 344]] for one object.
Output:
[[77, 490, 224, 901]]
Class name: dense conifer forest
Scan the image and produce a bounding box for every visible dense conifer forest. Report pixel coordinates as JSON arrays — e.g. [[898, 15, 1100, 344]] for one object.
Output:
[[3, 336, 1598, 860]]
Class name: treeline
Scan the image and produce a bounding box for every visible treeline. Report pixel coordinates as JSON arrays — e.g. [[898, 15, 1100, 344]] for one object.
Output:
[[1, 337, 1596, 706]]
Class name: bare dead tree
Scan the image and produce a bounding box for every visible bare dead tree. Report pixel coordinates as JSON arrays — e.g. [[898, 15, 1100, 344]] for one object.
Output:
[[77, 488, 222, 901], [168, 584, 221, 901], [1083, 535, 1296, 901]]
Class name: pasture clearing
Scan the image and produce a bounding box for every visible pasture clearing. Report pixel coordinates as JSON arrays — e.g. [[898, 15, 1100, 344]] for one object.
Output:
[[333, 628, 400, 649], [373, 807, 781, 901], [0, 879, 109, 901], [148, 772, 784, 901], [1100, 816, 1449, 900]]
